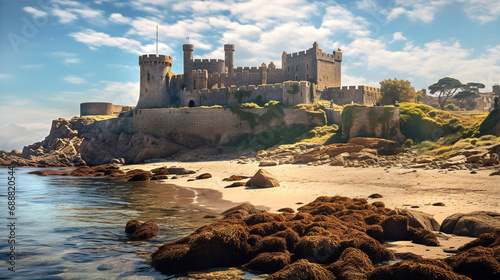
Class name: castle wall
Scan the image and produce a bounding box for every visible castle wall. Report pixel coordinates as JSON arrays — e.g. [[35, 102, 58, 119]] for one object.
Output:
[[181, 81, 313, 107], [190, 59, 227, 75], [341, 106, 402, 140], [80, 102, 132, 117], [133, 107, 321, 145], [324, 108, 342, 125], [321, 85, 381, 105]]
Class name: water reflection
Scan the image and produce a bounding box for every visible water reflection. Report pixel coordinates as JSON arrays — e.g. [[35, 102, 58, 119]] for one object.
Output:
[[0, 169, 233, 279]]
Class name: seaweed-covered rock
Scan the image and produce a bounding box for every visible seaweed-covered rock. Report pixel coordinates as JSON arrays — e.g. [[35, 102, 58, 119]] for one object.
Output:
[[132, 221, 159, 240], [294, 235, 341, 264], [125, 220, 141, 234], [151, 222, 250, 274], [196, 173, 212, 179], [268, 259, 336, 280], [381, 215, 410, 240], [151, 166, 169, 175], [459, 228, 500, 251], [341, 230, 395, 264], [271, 228, 300, 251], [328, 247, 374, 280], [445, 246, 500, 279], [245, 213, 286, 226], [409, 227, 440, 246], [125, 220, 159, 240], [244, 252, 291, 274], [369, 260, 470, 280], [221, 202, 263, 218], [253, 236, 287, 255]]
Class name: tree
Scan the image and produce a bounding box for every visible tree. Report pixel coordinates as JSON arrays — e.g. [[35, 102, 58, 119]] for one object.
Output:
[[428, 77, 463, 110], [379, 78, 419, 105], [430, 79, 485, 110]]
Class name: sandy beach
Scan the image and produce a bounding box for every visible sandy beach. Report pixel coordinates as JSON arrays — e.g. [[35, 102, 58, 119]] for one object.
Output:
[[122, 161, 499, 224], [120, 160, 500, 261]]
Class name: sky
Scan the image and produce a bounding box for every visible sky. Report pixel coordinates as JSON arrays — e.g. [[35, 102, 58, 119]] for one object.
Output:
[[0, 0, 499, 151]]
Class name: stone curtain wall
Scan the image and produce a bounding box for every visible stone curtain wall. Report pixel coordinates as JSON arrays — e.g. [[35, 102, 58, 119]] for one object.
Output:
[[133, 108, 321, 145], [80, 102, 130, 117], [181, 81, 312, 107], [341, 106, 402, 140], [321, 85, 381, 106]]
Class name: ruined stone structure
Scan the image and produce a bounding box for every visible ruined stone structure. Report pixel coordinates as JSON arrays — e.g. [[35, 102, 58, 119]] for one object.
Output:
[[80, 102, 133, 117], [135, 42, 346, 109]]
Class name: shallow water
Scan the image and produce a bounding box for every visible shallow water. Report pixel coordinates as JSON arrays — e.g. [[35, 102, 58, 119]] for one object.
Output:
[[0, 168, 258, 279]]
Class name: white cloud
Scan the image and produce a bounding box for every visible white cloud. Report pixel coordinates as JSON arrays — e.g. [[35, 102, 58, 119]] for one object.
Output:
[[20, 64, 45, 69], [22, 6, 49, 18], [64, 57, 80, 64], [63, 75, 86, 84], [109, 13, 131, 24], [462, 0, 500, 24], [321, 5, 370, 37], [0, 74, 12, 79], [69, 28, 173, 54], [391, 32, 407, 43], [345, 37, 500, 89], [52, 8, 78, 23]]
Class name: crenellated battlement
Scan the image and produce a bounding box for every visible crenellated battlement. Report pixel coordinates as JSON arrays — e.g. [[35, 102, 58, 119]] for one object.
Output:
[[139, 54, 173, 66], [193, 58, 225, 63]]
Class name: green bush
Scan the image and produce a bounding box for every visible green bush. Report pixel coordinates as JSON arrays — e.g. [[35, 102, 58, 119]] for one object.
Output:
[[403, 139, 414, 148], [445, 103, 460, 111], [427, 111, 437, 118]]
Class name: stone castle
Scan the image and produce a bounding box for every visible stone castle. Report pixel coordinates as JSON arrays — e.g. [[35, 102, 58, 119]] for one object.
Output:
[[135, 42, 351, 109]]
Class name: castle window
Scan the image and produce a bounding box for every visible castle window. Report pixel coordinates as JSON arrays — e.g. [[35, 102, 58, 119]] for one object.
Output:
[[147, 72, 150, 81], [295, 74, 299, 81], [306, 63, 309, 69]]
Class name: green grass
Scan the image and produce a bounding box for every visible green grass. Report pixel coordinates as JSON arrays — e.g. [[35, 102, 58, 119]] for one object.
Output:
[[425, 135, 500, 157]]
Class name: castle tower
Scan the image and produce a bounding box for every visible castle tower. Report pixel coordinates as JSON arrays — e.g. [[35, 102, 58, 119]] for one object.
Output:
[[183, 44, 194, 91], [493, 84, 500, 95], [136, 54, 173, 109], [224, 44, 235, 73]]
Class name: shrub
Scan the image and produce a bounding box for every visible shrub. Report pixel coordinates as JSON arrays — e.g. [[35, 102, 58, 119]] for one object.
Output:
[[403, 139, 413, 148], [445, 103, 460, 111]]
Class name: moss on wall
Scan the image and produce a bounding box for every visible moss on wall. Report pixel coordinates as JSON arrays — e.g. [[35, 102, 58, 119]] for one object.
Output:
[[341, 104, 363, 138], [234, 89, 252, 103]]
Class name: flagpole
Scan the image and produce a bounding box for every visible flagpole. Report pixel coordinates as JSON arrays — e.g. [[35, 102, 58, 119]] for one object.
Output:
[[156, 25, 158, 56]]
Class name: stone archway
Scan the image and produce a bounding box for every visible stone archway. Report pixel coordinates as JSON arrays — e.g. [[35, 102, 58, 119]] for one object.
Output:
[[188, 100, 195, 107]]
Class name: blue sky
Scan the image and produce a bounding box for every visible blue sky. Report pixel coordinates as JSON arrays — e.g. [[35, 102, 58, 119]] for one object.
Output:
[[1, 0, 499, 151]]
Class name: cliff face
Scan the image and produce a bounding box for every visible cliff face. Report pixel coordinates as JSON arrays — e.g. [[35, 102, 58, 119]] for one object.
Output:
[[1, 116, 187, 167]]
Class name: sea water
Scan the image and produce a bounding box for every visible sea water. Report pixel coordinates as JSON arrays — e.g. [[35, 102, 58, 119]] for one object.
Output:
[[0, 168, 257, 279]]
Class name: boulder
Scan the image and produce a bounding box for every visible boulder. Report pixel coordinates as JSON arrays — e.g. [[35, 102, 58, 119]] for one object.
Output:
[[440, 211, 500, 237], [490, 169, 500, 176], [293, 144, 363, 164], [389, 208, 440, 231], [246, 169, 280, 188], [125, 220, 159, 240], [132, 221, 159, 240], [458, 228, 500, 251], [259, 160, 279, 167], [223, 175, 249, 181], [125, 220, 141, 234], [244, 252, 291, 274], [151, 167, 169, 175], [127, 170, 151, 182], [369, 260, 470, 280], [328, 247, 374, 280], [409, 227, 440, 246], [368, 193, 383, 199], [221, 202, 263, 218], [196, 173, 212, 180], [348, 138, 401, 155], [440, 155, 466, 169], [294, 235, 341, 264], [225, 182, 247, 188], [381, 215, 410, 240], [445, 246, 500, 280], [267, 259, 336, 280]]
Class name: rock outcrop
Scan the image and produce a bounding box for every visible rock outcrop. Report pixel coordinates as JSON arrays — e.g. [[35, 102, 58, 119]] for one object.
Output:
[[440, 211, 500, 237]]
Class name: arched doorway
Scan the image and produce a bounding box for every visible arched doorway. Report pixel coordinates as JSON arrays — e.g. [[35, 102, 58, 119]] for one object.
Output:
[[188, 100, 195, 107]]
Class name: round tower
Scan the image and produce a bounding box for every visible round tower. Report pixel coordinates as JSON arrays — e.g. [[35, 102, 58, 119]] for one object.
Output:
[[224, 44, 235, 73], [136, 54, 173, 109], [183, 44, 194, 90]]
